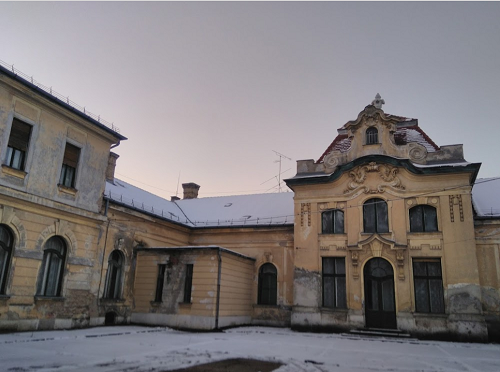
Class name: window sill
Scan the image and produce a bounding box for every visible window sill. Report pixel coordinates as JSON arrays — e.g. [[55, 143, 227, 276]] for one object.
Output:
[[100, 298, 125, 304], [253, 304, 279, 308], [320, 233, 347, 237], [150, 301, 162, 306], [57, 184, 78, 196], [34, 296, 65, 302], [178, 302, 192, 308], [0, 294, 11, 301], [363, 143, 381, 147], [407, 231, 441, 236], [413, 312, 447, 318], [360, 232, 392, 236], [320, 307, 348, 313], [1, 164, 27, 180]]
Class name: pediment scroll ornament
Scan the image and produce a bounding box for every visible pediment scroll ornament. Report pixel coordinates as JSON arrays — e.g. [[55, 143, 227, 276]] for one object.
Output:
[[344, 162, 405, 194]]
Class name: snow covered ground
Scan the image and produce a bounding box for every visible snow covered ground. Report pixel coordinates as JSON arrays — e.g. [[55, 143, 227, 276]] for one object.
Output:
[[1, 326, 499, 372]]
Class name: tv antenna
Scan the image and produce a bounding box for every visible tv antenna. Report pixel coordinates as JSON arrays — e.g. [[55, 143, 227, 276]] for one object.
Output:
[[272, 150, 291, 193]]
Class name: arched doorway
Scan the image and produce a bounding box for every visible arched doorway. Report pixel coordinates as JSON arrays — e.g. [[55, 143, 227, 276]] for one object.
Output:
[[363, 258, 397, 329]]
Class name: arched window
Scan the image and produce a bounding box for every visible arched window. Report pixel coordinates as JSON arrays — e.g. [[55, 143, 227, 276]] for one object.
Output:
[[363, 198, 389, 233], [366, 127, 378, 145], [258, 263, 277, 305], [0, 225, 13, 294], [322, 210, 344, 234], [37, 236, 66, 297], [104, 250, 124, 299], [409, 205, 438, 232]]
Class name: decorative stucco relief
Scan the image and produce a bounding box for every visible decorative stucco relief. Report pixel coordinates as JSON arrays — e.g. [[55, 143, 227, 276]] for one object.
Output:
[[35, 220, 78, 254], [300, 203, 311, 227], [449, 195, 464, 222], [344, 162, 405, 194], [349, 234, 407, 280], [0, 205, 27, 250]]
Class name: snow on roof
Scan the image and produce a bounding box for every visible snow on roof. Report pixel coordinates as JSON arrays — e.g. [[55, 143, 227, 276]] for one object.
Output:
[[393, 125, 439, 152], [176, 192, 295, 227], [105, 179, 295, 228], [105, 179, 188, 224], [317, 120, 439, 163], [472, 177, 500, 218]]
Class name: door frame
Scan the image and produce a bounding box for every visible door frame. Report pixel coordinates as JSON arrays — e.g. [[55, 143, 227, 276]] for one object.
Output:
[[363, 257, 397, 329]]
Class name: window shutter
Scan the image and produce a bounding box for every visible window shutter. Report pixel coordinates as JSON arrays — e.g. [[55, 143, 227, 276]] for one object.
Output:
[[8, 119, 32, 151], [63, 143, 80, 168]]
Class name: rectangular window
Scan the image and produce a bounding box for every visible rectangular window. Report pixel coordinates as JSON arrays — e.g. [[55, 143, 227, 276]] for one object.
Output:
[[6, 118, 32, 171], [413, 258, 445, 313], [155, 264, 166, 303], [322, 210, 344, 234], [59, 143, 80, 188], [183, 264, 193, 303], [322, 257, 347, 309]]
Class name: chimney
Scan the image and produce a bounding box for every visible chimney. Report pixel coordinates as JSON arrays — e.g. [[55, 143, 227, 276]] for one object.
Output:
[[106, 152, 119, 182], [182, 182, 200, 199], [171, 196, 180, 201]]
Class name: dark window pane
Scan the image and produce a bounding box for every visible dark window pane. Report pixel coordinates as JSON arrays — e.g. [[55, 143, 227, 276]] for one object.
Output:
[[363, 202, 376, 233], [322, 211, 332, 234], [429, 279, 445, 313], [322, 258, 346, 308], [0, 226, 13, 294], [410, 206, 424, 232], [155, 264, 166, 302], [414, 278, 430, 313], [336, 277, 347, 308], [366, 127, 378, 144], [423, 206, 438, 232], [413, 261, 427, 276], [376, 200, 389, 232], [38, 237, 66, 297], [334, 211, 344, 234], [184, 264, 193, 303], [335, 258, 345, 275], [323, 277, 335, 307], [369, 280, 379, 310], [427, 262, 442, 277], [258, 263, 277, 305], [382, 279, 394, 311], [323, 258, 335, 275], [413, 259, 444, 314]]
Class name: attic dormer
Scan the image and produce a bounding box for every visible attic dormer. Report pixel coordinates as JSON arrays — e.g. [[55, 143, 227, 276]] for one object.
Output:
[[291, 94, 469, 178]]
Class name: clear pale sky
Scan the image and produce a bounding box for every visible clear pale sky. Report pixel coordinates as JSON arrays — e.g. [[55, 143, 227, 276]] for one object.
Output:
[[2, 2, 499, 199]]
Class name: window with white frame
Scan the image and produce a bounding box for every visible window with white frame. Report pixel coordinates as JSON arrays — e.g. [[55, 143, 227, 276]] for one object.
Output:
[[59, 143, 80, 188], [0, 225, 13, 295], [37, 236, 66, 297], [103, 250, 124, 299], [6, 118, 32, 171]]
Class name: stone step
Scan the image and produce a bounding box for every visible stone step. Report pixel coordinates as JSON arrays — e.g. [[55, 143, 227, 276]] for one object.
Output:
[[348, 328, 412, 338]]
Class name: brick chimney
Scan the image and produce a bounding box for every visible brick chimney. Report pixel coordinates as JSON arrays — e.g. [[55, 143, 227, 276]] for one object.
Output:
[[182, 182, 200, 199], [106, 152, 119, 182]]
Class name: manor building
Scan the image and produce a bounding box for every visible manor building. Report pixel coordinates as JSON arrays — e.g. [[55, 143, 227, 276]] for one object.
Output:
[[0, 65, 498, 342]]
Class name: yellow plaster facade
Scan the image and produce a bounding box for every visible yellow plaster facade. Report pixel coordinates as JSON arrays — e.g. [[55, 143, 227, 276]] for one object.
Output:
[[0, 66, 498, 342]]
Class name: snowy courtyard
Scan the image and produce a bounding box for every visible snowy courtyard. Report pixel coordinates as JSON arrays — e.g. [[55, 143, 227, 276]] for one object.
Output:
[[1, 326, 500, 372]]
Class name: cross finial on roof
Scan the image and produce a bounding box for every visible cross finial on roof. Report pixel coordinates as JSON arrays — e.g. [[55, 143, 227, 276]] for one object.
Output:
[[371, 93, 385, 109]]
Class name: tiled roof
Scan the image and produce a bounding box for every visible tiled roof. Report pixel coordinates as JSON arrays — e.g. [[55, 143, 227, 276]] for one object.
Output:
[[316, 134, 351, 163], [393, 125, 440, 153]]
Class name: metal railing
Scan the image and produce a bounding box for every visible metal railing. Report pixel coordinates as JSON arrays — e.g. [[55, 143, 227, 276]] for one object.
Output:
[[0, 59, 120, 134]]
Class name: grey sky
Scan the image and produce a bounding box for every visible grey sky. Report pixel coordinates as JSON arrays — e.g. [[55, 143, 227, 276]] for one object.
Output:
[[2, 2, 499, 198]]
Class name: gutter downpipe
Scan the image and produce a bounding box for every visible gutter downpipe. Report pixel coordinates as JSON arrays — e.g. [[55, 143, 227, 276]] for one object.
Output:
[[215, 248, 222, 330]]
